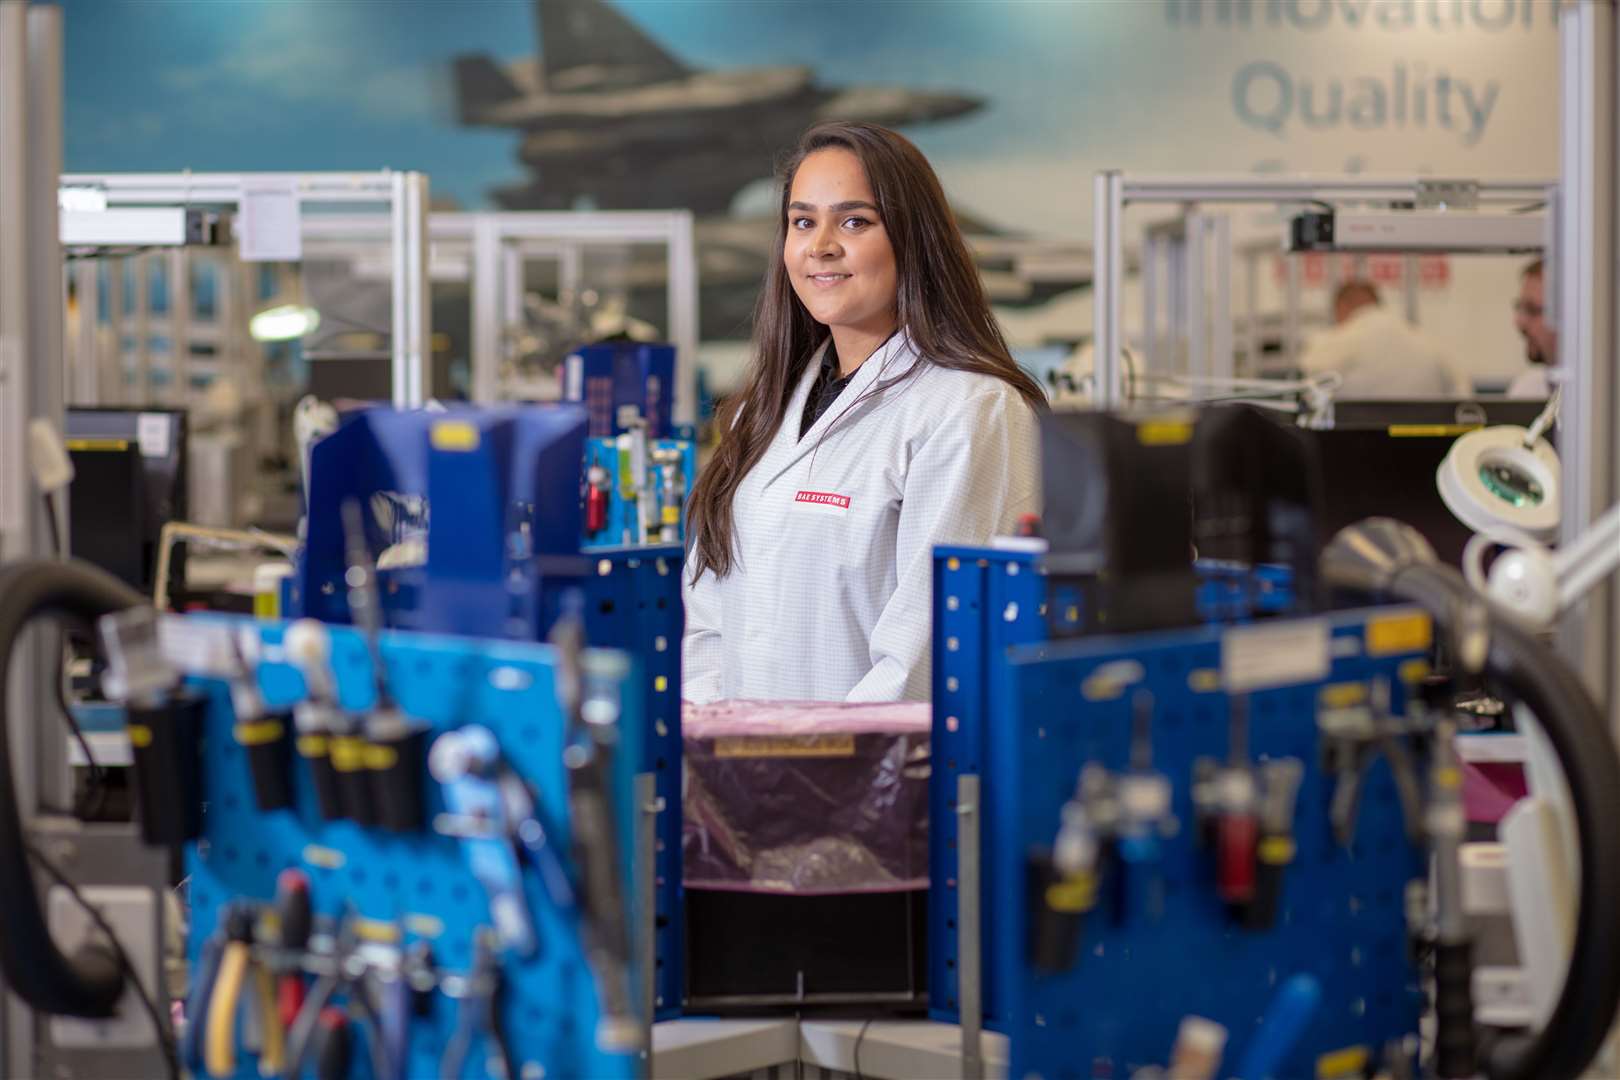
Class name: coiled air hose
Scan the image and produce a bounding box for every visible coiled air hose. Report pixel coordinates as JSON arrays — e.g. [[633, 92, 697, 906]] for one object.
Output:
[[0, 558, 143, 1017], [1322, 519, 1620, 1080]]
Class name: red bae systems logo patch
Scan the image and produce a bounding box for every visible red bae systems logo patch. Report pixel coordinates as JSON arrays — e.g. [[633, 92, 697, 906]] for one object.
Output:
[[793, 490, 851, 516]]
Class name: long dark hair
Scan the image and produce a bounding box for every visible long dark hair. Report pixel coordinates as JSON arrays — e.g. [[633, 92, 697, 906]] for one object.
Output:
[[687, 120, 1046, 581]]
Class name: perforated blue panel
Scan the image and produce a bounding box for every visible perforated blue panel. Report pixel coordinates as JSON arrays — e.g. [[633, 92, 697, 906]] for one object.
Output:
[[185, 619, 643, 1079], [581, 549, 685, 1018], [929, 550, 1302, 1026], [998, 609, 1429, 1080], [929, 547, 1044, 1022]]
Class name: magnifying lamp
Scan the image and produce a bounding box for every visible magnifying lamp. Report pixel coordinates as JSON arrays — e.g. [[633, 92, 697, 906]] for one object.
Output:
[[1438, 389, 1620, 628]]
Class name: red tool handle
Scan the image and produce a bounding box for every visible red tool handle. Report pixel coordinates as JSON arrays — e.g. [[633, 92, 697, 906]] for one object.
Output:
[[1217, 812, 1259, 904]]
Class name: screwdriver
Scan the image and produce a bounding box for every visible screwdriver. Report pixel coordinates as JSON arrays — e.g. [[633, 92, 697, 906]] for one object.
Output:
[[272, 870, 312, 1031]]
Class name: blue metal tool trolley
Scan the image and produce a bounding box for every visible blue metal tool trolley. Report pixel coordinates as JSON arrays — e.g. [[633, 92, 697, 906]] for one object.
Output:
[[180, 617, 645, 1079]]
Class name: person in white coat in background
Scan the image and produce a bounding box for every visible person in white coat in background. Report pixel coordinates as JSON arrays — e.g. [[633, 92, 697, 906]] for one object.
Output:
[[682, 121, 1045, 705], [1506, 259, 1555, 399], [1298, 280, 1461, 398]]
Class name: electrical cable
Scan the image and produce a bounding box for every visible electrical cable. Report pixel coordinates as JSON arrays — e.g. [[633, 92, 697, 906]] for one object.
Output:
[[24, 839, 180, 1079], [852, 1016, 875, 1080], [0, 558, 142, 1017], [1321, 520, 1620, 1080]]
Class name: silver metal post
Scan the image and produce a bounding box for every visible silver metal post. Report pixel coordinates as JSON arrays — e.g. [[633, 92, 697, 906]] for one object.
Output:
[[1141, 229, 1159, 377], [104, 259, 124, 404], [1093, 171, 1124, 408], [1284, 254, 1304, 370], [1243, 245, 1260, 376], [470, 214, 501, 403], [133, 253, 150, 404], [957, 773, 983, 1080], [666, 210, 699, 427], [636, 771, 660, 1076], [169, 248, 190, 405], [1186, 213, 1206, 379], [1210, 214, 1233, 380], [1556, 0, 1618, 724]]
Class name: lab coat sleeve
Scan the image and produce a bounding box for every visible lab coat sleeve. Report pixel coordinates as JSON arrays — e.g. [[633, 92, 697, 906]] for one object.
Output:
[[846, 388, 1041, 703], [682, 555, 725, 705]]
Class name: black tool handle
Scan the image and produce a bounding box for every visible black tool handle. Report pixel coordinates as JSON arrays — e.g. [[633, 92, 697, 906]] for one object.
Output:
[[126, 694, 205, 845], [238, 712, 295, 812], [297, 732, 344, 821], [369, 727, 426, 832]]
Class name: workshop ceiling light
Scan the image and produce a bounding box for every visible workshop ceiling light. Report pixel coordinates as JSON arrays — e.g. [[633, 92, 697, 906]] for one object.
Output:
[[249, 303, 320, 343]]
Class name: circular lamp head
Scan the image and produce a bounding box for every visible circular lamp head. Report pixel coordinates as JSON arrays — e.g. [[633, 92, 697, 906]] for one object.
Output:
[[249, 304, 321, 343], [1437, 426, 1560, 543]]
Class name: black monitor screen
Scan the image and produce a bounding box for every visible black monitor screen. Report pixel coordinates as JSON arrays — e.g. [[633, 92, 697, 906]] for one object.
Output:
[[65, 408, 188, 600]]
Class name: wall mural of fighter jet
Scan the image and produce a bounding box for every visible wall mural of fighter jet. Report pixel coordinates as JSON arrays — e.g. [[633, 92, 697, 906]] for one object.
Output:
[[453, 0, 984, 213]]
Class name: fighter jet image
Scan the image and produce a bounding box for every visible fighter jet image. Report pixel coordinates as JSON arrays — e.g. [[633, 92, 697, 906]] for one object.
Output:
[[453, 0, 983, 214]]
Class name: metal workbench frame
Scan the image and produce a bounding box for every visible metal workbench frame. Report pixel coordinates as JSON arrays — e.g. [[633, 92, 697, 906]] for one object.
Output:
[[300, 210, 700, 424], [59, 170, 431, 408], [1092, 173, 1552, 408]]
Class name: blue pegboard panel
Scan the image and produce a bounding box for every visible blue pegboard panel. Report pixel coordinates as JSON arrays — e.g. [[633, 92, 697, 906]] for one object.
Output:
[[997, 608, 1432, 1080], [183, 618, 645, 1079], [581, 548, 685, 1019], [929, 549, 1301, 1026]]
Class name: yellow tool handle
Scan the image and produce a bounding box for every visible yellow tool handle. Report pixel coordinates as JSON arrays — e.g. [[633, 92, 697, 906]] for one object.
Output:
[[253, 963, 286, 1077], [205, 941, 251, 1077]]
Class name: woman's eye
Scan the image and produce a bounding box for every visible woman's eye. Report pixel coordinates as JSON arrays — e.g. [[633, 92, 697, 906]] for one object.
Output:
[[843, 217, 870, 230], [791, 217, 813, 229]]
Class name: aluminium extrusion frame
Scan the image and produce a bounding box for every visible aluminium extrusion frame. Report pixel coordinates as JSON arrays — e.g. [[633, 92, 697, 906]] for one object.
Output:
[[1553, 0, 1619, 735], [1091, 173, 1552, 410], [58, 170, 432, 408], [299, 210, 700, 424]]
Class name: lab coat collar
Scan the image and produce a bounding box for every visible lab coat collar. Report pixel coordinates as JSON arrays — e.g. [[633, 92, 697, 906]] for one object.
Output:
[[762, 328, 922, 487]]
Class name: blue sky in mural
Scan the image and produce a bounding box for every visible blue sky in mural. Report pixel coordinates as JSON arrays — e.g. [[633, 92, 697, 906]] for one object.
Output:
[[60, 0, 1085, 215]]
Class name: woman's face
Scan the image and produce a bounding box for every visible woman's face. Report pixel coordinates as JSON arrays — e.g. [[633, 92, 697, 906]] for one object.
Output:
[[784, 148, 899, 342]]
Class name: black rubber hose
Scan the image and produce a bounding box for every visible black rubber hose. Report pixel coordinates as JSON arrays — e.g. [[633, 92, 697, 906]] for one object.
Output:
[[0, 558, 143, 1017], [1323, 529, 1620, 1080]]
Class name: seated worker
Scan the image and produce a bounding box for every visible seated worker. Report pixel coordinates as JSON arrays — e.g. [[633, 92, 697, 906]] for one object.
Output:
[[1507, 258, 1555, 398], [1299, 280, 1461, 398], [682, 121, 1044, 704]]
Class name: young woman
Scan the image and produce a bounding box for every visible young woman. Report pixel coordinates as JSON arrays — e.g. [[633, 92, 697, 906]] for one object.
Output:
[[683, 121, 1045, 704]]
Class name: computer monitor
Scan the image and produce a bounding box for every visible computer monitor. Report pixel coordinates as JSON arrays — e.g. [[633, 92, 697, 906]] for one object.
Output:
[[65, 408, 188, 603]]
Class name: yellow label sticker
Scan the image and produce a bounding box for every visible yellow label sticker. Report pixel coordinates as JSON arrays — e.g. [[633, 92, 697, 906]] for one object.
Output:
[[127, 724, 153, 749], [1388, 423, 1481, 438], [1319, 682, 1369, 709], [714, 734, 856, 759], [1187, 669, 1222, 693], [1317, 1045, 1370, 1078], [253, 592, 280, 619], [302, 844, 346, 870], [946, 557, 961, 571], [404, 914, 445, 939], [1082, 676, 1126, 701], [66, 438, 131, 452], [1136, 419, 1194, 446], [661, 506, 680, 525], [1259, 835, 1297, 866], [653, 675, 668, 693], [235, 719, 286, 747], [296, 734, 329, 758], [1367, 612, 1433, 656], [430, 420, 479, 452], [363, 744, 398, 771]]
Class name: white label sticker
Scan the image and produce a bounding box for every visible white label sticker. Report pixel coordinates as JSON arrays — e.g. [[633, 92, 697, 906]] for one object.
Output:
[[137, 412, 171, 458], [158, 616, 237, 677], [238, 178, 303, 262], [1222, 619, 1330, 693]]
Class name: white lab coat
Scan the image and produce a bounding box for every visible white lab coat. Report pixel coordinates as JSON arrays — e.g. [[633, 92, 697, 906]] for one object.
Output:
[[1298, 306, 1461, 398], [1506, 365, 1551, 399], [682, 331, 1041, 704]]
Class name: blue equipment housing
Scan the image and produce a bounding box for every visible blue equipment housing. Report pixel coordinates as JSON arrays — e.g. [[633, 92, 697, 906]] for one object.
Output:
[[293, 405, 685, 1018], [183, 618, 644, 1079], [564, 342, 677, 438]]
